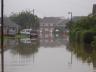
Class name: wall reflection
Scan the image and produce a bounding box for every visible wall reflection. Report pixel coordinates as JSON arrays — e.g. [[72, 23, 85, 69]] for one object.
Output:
[[40, 31, 68, 47]]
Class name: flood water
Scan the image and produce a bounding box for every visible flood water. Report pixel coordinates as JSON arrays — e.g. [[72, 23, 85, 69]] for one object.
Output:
[[0, 34, 96, 72]]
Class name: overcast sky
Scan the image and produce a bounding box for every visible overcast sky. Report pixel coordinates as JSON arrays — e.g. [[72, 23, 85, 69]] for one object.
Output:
[[2, 0, 96, 18]]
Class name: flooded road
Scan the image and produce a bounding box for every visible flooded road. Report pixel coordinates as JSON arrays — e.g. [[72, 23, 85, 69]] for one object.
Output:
[[0, 34, 95, 72]]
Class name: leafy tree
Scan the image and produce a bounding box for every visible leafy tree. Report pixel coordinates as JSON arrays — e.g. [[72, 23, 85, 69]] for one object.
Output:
[[69, 15, 96, 48], [71, 16, 96, 31], [9, 11, 40, 30]]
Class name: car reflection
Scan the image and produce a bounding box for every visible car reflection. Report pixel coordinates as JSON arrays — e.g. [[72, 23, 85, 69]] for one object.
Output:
[[20, 38, 32, 44], [20, 38, 39, 44], [11, 38, 40, 56]]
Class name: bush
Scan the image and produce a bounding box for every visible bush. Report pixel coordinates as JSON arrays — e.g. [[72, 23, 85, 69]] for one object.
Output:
[[91, 36, 96, 50], [83, 31, 96, 44]]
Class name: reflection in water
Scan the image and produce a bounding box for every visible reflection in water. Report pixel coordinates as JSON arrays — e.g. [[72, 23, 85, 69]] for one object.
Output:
[[0, 38, 19, 52], [68, 41, 96, 71], [0, 38, 39, 67], [0, 32, 95, 72], [10, 38, 39, 65], [0, 38, 39, 56], [40, 32, 68, 47], [11, 38, 39, 56]]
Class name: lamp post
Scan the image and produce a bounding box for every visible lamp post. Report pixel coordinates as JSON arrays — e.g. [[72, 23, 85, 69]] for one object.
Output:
[[68, 12, 73, 30], [68, 12, 72, 23], [1, 0, 4, 72], [68, 12, 73, 65]]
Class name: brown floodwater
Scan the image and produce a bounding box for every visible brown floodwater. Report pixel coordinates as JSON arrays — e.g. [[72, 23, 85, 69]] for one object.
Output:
[[0, 34, 95, 72]]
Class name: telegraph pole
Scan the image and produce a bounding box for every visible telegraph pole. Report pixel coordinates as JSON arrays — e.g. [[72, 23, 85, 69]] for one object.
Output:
[[33, 9, 35, 15], [1, 0, 4, 72], [33, 9, 35, 30]]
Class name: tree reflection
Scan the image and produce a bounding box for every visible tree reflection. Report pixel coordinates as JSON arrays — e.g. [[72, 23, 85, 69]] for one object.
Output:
[[11, 38, 40, 57], [68, 41, 96, 69], [0, 38, 18, 53]]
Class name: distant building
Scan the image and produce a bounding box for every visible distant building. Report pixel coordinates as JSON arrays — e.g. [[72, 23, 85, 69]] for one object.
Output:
[[40, 17, 67, 29], [93, 4, 96, 15], [0, 17, 20, 36], [39, 17, 68, 39]]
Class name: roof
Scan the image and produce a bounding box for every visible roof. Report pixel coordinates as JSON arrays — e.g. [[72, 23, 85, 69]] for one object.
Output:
[[40, 17, 70, 27], [56, 19, 69, 26], [40, 17, 63, 24], [0, 17, 20, 28]]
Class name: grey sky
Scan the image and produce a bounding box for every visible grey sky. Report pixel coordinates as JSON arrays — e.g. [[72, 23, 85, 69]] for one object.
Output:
[[2, 0, 96, 18]]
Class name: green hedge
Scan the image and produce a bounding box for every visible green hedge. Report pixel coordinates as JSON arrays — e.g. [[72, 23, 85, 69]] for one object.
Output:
[[70, 30, 96, 44]]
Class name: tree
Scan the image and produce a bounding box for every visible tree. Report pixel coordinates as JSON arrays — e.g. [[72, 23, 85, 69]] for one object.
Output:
[[9, 11, 40, 30]]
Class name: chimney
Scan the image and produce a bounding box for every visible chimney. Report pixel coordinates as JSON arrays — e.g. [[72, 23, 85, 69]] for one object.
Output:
[[93, 4, 96, 15]]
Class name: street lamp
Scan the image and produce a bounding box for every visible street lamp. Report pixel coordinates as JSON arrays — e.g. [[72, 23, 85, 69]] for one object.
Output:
[[68, 12, 73, 65], [68, 12, 73, 30], [68, 12, 72, 22]]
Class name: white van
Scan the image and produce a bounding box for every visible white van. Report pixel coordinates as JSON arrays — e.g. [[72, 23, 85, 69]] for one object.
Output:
[[20, 29, 32, 35]]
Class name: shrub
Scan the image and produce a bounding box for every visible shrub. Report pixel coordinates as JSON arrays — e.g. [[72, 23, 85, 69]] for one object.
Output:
[[82, 31, 96, 44]]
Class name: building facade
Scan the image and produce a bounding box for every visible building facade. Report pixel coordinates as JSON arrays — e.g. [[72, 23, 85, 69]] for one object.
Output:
[[0, 18, 20, 36]]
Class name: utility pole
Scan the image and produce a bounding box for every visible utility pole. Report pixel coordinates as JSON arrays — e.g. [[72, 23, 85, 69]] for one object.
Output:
[[1, 0, 4, 72], [33, 9, 35, 30], [33, 9, 35, 15]]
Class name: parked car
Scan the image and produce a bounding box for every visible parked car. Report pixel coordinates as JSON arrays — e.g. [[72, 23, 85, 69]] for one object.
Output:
[[30, 30, 38, 39]]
